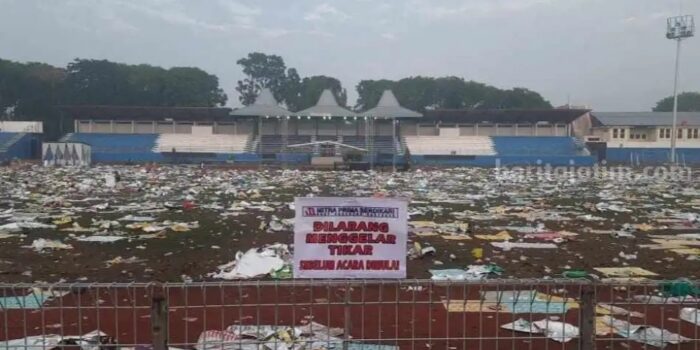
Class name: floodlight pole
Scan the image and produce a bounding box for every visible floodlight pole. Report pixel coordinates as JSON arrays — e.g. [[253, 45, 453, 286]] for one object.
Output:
[[670, 38, 681, 164], [666, 14, 695, 164]]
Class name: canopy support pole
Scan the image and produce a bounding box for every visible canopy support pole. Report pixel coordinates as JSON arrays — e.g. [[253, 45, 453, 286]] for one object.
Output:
[[258, 116, 263, 169], [282, 116, 288, 169]]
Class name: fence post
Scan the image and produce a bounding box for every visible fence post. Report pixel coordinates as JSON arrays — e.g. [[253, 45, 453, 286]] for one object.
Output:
[[151, 294, 169, 350], [580, 284, 596, 350], [343, 282, 352, 350]]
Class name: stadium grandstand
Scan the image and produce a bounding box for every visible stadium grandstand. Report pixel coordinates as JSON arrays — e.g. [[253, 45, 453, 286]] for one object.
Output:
[[56, 89, 601, 166]]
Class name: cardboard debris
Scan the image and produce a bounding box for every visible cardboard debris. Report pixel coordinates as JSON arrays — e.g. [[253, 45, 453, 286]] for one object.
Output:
[[594, 267, 658, 277], [475, 231, 512, 240]]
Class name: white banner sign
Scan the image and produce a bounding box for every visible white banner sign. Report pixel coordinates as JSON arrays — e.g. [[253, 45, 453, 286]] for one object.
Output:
[[293, 197, 408, 279]]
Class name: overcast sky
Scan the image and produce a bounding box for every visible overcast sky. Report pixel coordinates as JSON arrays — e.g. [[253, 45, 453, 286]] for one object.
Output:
[[0, 0, 698, 111]]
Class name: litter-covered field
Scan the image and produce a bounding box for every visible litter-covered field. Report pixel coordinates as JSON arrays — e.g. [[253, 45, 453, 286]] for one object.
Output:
[[0, 164, 699, 283]]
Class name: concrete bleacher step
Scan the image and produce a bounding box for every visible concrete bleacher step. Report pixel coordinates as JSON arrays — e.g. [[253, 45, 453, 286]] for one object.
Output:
[[404, 136, 496, 156], [155, 134, 249, 153]]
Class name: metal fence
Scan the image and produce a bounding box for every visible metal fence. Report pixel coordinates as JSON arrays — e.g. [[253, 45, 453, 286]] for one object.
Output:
[[1, 279, 699, 350]]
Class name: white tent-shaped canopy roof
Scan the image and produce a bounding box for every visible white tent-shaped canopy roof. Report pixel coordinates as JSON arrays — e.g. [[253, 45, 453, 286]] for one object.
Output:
[[296, 89, 359, 117], [230, 88, 291, 117], [362, 90, 422, 118]]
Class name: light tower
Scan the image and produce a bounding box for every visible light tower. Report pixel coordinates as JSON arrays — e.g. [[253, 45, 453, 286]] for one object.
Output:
[[666, 15, 694, 163]]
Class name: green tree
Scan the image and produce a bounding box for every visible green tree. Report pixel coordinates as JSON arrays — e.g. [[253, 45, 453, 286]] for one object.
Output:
[[294, 75, 347, 111], [653, 92, 700, 112], [393, 77, 437, 111], [235, 52, 289, 105], [0, 59, 67, 139], [64, 59, 132, 105], [64, 59, 226, 106], [235, 52, 348, 111], [355, 76, 552, 111], [434, 77, 468, 109], [1, 57, 228, 139], [355, 79, 395, 111], [160, 67, 227, 106], [280, 68, 302, 110], [480, 87, 552, 109]]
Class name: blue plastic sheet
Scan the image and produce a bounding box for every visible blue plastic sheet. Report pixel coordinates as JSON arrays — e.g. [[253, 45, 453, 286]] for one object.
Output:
[[0, 292, 49, 309]]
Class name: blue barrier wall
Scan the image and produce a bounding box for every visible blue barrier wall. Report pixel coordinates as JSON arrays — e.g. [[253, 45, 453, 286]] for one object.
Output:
[[63, 133, 259, 164], [606, 148, 700, 165], [0, 133, 37, 161], [410, 137, 594, 167], [275, 153, 310, 164], [411, 155, 595, 167], [63, 133, 159, 153], [491, 136, 584, 156]]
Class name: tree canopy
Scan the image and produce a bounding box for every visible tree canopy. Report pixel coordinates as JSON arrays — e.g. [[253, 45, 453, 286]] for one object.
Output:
[[235, 52, 551, 113], [653, 92, 700, 112], [64, 59, 226, 106], [355, 77, 552, 112], [0, 57, 228, 138], [235, 52, 347, 111]]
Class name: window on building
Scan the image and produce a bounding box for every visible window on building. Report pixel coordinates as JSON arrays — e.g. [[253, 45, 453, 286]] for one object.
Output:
[[612, 129, 618, 138], [688, 128, 699, 139], [620, 128, 626, 139], [659, 128, 671, 139], [642, 134, 647, 139], [666, 128, 672, 138], [678, 129, 683, 139]]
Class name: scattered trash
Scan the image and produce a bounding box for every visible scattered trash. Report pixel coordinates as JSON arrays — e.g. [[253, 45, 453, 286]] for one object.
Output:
[[1, 330, 115, 350], [594, 267, 658, 278], [596, 303, 644, 318], [27, 239, 73, 252], [598, 316, 690, 348], [660, 278, 700, 297], [475, 231, 512, 240], [479, 290, 577, 314], [210, 244, 291, 280], [501, 318, 579, 343], [0, 165, 698, 283], [0, 288, 68, 309], [680, 307, 700, 326], [562, 269, 588, 279], [76, 235, 126, 243], [196, 322, 397, 350], [429, 264, 503, 281], [491, 242, 558, 250]]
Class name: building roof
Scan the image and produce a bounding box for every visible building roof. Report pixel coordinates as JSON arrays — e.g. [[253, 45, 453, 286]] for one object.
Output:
[[420, 109, 590, 124], [592, 112, 700, 127], [361, 90, 422, 118], [230, 88, 291, 117], [59, 105, 233, 121], [296, 89, 358, 117]]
